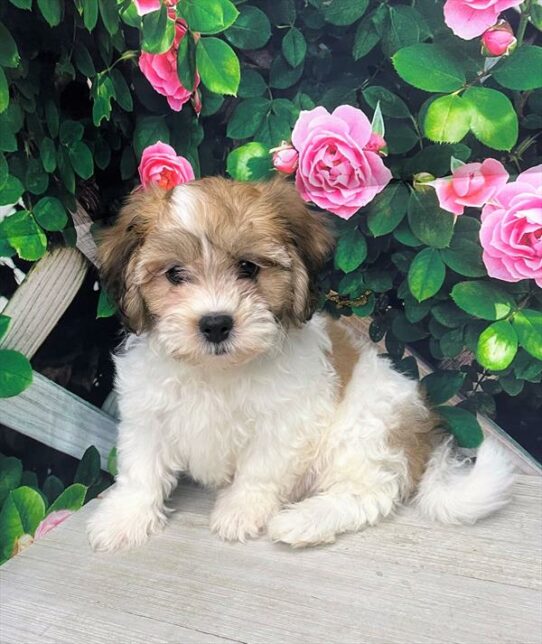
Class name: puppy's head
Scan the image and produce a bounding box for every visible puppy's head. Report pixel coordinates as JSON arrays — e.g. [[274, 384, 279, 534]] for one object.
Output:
[[98, 177, 333, 366]]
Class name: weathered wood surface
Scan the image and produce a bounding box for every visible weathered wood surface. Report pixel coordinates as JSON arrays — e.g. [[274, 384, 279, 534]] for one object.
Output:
[[0, 247, 88, 358], [1, 475, 541, 644], [0, 372, 116, 468], [347, 317, 542, 476]]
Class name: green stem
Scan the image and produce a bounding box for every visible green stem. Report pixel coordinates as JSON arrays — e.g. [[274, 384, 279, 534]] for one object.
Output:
[[516, 0, 531, 46]]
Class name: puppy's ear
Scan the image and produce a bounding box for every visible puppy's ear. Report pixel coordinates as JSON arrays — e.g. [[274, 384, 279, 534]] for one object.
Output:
[[261, 177, 335, 324], [97, 186, 167, 333]]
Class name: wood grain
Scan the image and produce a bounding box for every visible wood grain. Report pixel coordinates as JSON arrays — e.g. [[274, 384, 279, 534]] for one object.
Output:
[[0, 247, 87, 358], [0, 372, 116, 467], [1, 476, 540, 644]]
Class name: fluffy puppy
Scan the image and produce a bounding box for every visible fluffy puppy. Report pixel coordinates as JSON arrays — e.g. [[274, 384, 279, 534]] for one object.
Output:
[[87, 177, 514, 551]]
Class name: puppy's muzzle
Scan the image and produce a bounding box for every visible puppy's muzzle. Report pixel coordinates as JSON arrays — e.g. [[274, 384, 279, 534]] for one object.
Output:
[[199, 313, 233, 344]]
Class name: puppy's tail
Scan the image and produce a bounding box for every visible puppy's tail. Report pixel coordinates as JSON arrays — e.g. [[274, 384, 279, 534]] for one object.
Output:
[[414, 436, 515, 525]]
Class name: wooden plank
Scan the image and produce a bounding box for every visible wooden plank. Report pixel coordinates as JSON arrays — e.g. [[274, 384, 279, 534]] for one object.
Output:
[[0, 372, 116, 468], [0, 247, 88, 359], [346, 316, 542, 476], [1, 476, 540, 644]]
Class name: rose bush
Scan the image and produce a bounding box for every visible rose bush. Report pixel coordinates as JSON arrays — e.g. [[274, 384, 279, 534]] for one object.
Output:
[[0, 1, 541, 477]]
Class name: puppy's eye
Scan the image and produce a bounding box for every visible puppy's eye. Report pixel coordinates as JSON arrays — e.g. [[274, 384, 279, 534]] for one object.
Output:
[[165, 266, 186, 285], [238, 260, 259, 280]]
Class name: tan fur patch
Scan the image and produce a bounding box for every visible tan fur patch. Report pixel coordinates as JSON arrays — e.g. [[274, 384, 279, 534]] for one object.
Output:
[[326, 318, 361, 397], [387, 394, 442, 489]]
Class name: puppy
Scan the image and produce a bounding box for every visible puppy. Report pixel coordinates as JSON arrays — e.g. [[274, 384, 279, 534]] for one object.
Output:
[[87, 177, 514, 551]]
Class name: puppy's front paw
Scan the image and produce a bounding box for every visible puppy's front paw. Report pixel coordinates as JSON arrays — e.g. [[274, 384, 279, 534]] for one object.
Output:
[[268, 504, 337, 548], [210, 490, 278, 543], [87, 492, 167, 552]]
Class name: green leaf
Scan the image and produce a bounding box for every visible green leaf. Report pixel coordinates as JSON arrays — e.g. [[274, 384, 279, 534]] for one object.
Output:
[[0, 350, 32, 398], [464, 87, 518, 152], [225, 5, 271, 50], [282, 27, 306, 68], [382, 5, 425, 57], [391, 313, 428, 342], [269, 54, 304, 90], [493, 46, 542, 91], [45, 100, 59, 138], [3, 210, 47, 260], [74, 42, 96, 77], [408, 247, 445, 302], [440, 239, 485, 278], [57, 147, 75, 194], [91, 74, 116, 126], [386, 123, 418, 155], [9, 0, 32, 8], [227, 98, 271, 139], [476, 320, 518, 371], [47, 483, 87, 514], [25, 158, 49, 196], [0, 153, 7, 190], [352, 293, 375, 318], [68, 141, 94, 180], [98, 0, 119, 35], [0, 314, 9, 340], [407, 190, 455, 249], [512, 309, 542, 361], [196, 37, 240, 96], [177, 32, 197, 92], [324, 0, 368, 26], [437, 406, 483, 448], [142, 5, 174, 54], [352, 11, 381, 60], [424, 94, 471, 144], [97, 288, 117, 318], [363, 86, 410, 119], [33, 197, 68, 232], [59, 120, 84, 146], [74, 446, 101, 487], [82, 0, 99, 31], [39, 137, 56, 173], [451, 281, 515, 321], [422, 371, 465, 405], [133, 115, 170, 158], [107, 447, 118, 477], [367, 183, 409, 237], [37, 0, 62, 26], [238, 68, 267, 98], [0, 486, 45, 561], [334, 230, 367, 274], [42, 475, 64, 505], [0, 67, 8, 115], [393, 44, 465, 92], [0, 22, 20, 69], [226, 142, 272, 181], [0, 456, 22, 506], [0, 175, 23, 206], [179, 0, 239, 35], [110, 69, 133, 111]]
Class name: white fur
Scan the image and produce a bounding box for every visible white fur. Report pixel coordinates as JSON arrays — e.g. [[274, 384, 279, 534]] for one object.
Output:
[[87, 315, 515, 551], [414, 437, 515, 525]]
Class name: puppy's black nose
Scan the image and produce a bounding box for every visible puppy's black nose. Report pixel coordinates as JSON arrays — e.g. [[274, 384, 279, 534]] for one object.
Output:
[[199, 314, 233, 344]]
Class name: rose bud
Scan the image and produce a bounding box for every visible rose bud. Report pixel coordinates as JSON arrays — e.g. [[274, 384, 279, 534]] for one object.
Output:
[[481, 20, 517, 57], [271, 142, 299, 174], [413, 172, 436, 193], [364, 132, 387, 156]]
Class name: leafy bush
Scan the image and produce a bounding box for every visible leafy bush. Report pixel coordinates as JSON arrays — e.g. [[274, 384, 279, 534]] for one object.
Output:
[[0, 1, 541, 452], [0, 445, 116, 563]]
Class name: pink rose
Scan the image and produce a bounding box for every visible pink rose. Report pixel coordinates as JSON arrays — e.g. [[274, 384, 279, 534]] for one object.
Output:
[[34, 510, 72, 540], [481, 20, 517, 56], [138, 141, 195, 190], [291, 106, 392, 219], [433, 159, 509, 216], [480, 165, 542, 288], [134, 0, 177, 16], [444, 0, 522, 40], [272, 143, 299, 174], [139, 19, 199, 111]]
